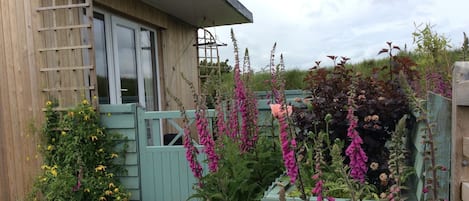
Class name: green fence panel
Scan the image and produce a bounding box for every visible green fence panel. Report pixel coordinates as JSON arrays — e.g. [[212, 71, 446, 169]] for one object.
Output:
[[408, 92, 451, 201], [100, 104, 140, 201]]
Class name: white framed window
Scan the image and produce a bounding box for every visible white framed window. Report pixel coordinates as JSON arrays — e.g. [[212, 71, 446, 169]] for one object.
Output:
[[93, 10, 161, 111]]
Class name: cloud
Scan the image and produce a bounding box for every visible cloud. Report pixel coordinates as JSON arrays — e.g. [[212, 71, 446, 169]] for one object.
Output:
[[209, 0, 469, 71]]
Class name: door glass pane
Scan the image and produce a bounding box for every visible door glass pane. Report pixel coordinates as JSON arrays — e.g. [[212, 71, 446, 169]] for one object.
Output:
[[93, 14, 110, 104], [141, 28, 158, 110], [116, 25, 138, 103]]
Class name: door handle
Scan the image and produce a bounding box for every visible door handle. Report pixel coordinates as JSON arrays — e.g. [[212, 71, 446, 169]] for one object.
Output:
[[121, 88, 128, 92]]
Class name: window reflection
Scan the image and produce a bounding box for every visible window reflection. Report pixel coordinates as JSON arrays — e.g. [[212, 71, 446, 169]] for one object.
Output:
[[116, 25, 138, 104], [141, 29, 158, 110], [93, 13, 110, 104], [93, 12, 160, 109]]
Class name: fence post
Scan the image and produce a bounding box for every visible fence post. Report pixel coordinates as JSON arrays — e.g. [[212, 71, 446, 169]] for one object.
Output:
[[451, 62, 469, 201]]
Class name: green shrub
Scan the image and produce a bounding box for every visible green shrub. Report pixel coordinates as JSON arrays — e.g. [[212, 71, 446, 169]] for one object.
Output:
[[29, 100, 130, 201], [188, 136, 284, 201]]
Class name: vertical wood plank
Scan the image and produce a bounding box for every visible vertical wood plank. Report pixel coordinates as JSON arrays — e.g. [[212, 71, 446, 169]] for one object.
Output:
[[162, 151, 171, 200], [19, 0, 37, 197], [2, 0, 22, 199], [26, 0, 43, 167], [179, 149, 190, 199], [171, 151, 180, 201], [0, 0, 46, 199], [155, 151, 164, 200], [0, 1, 11, 199]]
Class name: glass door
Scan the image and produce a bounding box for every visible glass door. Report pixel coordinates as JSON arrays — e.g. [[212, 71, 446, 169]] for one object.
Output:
[[111, 17, 145, 106], [93, 11, 161, 110]]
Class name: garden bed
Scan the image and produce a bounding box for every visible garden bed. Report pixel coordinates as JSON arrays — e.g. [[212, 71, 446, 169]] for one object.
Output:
[[261, 93, 451, 201]]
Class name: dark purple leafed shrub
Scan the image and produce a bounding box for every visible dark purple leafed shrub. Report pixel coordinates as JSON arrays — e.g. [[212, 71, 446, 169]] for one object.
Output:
[[293, 47, 420, 195]]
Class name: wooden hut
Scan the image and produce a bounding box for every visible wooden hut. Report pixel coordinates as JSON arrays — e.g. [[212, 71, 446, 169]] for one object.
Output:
[[0, 0, 252, 200]]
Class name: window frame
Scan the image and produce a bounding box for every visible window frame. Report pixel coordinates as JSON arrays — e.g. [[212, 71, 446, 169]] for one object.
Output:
[[93, 9, 161, 110]]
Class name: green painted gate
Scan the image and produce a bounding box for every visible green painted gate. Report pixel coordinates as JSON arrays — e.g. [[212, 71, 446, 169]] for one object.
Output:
[[100, 104, 214, 201], [136, 107, 215, 201]]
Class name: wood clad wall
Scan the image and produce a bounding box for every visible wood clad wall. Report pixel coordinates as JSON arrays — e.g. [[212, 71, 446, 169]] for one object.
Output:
[[0, 0, 43, 200], [0, 0, 198, 199], [94, 0, 200, 111]]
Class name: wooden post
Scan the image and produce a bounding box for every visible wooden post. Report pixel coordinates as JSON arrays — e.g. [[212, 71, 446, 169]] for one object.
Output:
[[451, 62, 469, 201]]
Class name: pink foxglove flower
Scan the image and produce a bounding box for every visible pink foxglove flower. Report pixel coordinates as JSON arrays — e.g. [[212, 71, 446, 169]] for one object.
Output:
[[278, 115, 298, 183], [183, 122, 203, 180], [312, 180, 324, 201], [345, 94, 368, 183], [196, 109, 219, 172]]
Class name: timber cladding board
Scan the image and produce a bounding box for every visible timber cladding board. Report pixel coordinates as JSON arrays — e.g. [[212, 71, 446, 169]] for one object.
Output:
[[0, 0, 45, 200]]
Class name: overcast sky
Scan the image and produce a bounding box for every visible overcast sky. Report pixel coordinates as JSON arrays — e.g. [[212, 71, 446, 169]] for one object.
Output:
[[207, 0, 469, 71]]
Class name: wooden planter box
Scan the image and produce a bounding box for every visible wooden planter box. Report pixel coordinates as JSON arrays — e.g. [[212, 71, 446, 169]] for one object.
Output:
[[261, 174, 417, 201], [261, 175, 360, 201]]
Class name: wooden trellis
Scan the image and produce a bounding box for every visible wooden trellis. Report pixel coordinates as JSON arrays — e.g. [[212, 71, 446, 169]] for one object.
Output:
[[196, 28, 225, 93], [37, 0, 96, 110]]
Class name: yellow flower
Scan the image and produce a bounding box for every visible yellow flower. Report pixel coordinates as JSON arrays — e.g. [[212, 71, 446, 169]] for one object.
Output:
[[41, 165, 49, 170], [93, 95, 98, 100], [114, 188, 119, 193], [108, 182, 115, 188], [61, 131, 67, 136], [51, 138, 55, 142], [90, 135, 98, 141], [47, 145, 53, 151], [99, 196, 107, 201], [84, 188, 90, 193], [46, 101, 52, 106], [105, 190, 113, 196], [68, 111, 74, 117], [95, 165, 106, 172], [110, 153, 118, 158], [107, 173, 114, 178], [50, 169, 57, 177], [82, 99, 89, 105], [40, 177, 47, 182], [84, 115, 89, 121], [98, 148, 104, 153]]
